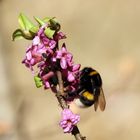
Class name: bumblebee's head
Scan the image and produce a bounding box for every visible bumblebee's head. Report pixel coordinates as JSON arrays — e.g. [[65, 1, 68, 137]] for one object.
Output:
[[80, 67, 94, 78], [82, 67, 93, 74]]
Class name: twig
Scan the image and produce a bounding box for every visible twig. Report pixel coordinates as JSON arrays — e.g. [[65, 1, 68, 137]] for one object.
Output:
[[56, 71, 86, 140], [72, 126, 86, 140], [56, 71, 65, 96]]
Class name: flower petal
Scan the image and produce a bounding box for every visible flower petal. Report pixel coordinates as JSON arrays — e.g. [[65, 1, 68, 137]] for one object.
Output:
[[56, 51, 62, 59], [52, 57, 56, 62], [44, 81, 50, 88], [30, 58, 35, 65], [72, 64, 81, 71], [60, 57, 67, 69], [61, 44, 67, 53], [59, 109, 80, 133], [49, 40, 56, 49], [66, 53, 73, 61], [67, 72, 75, 82], [26, 51, 32, 60], [63, 123, 72, 133], [33, 36, 40, 45]]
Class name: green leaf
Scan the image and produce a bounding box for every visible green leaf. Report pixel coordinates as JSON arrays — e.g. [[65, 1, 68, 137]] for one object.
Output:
[[29, 26, 39, 35], [12, 29, 24, 41], [12, 29, 34, 41], [34, 76, 43, 88], [34, 17, 45, 26], [18, 13, 35, 30], [43, 17, 53, 23], [44, 27, 55, 39]]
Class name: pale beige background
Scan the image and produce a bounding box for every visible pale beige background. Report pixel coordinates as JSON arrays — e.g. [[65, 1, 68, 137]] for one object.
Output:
[[0, 0, 140, 140]]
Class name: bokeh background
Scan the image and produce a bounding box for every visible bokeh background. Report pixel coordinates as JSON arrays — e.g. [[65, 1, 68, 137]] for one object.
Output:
[[0, 0, 140, 140]]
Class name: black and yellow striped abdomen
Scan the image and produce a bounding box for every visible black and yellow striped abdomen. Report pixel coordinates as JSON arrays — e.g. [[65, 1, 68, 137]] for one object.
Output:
[[79, 91, 95, 106]]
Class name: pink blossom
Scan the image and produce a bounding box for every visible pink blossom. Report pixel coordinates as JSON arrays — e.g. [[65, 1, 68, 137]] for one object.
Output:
[[32, 36, 40, 46], [59, 109, 80, 133], [22, 44, 47, 71], [55, 43, 73, 69], [37, 26, 57, 49], [54, 32, 66, 41], [40, 33, 56, 49], [44, 81, 51, 88], [67, 64, 81, 82], [67, 72, 75, 82]]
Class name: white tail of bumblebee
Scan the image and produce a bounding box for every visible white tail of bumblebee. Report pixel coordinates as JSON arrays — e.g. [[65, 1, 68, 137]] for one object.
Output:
[[74, 99, 87, 108]]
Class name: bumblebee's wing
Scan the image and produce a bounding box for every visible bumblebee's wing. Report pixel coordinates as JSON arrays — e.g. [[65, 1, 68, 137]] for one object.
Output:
[[98, 88, 106, 111], [91, 79, 99, 111], [93, 91, 99, 111]]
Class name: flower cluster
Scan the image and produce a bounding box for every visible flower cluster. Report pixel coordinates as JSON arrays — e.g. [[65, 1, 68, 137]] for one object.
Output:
[[13, 14, 81, 96], [13, 14, 81, 134], [23, 26, 80, 91], [22, 25, 63, 72], [60, 109, 80, 133]]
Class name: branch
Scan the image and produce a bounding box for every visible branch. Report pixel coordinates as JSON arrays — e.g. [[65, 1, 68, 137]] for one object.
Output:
[[56, 71, 86, 140]]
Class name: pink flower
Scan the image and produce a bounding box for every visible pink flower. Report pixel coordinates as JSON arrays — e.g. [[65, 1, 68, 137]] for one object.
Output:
[[67, 64, 81, 82], [37, 26, 57, 49], [54, 32, 66, 41], [22, 44, 47, 71], [55, 43, 73, 69], [59, 109, 80, 133]]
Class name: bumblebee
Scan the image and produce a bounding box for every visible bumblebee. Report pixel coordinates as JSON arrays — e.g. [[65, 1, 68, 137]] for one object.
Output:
[[75, 67, 106, 111]]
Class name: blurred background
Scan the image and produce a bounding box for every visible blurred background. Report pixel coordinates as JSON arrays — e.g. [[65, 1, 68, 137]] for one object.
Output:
[[0, 0, 140, 140]]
